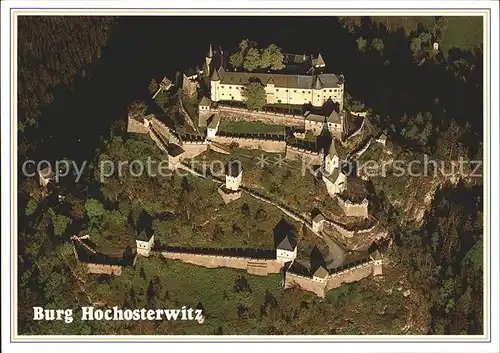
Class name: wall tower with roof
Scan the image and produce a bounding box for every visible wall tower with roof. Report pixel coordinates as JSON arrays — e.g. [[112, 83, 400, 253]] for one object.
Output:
[[225, 160, 243, 191], [210, 69, 221, 102], [274, 219, 298, 262], [311, 75, 325, 107]]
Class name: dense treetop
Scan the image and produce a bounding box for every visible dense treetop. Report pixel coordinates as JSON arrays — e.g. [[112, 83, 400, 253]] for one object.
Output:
[[229, 39, 285, 71]]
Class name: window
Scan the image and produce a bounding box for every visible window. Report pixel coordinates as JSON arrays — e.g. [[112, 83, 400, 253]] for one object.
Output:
[[221, 85, 224, 89], [276, 89, 279, 92], [317, 95, 320, 97], [302, 90, 305, 93], [229, 86, 232, 89], [329, 89, 333, 92], [285, 89, 288, 92], [293, 90, 297, 93], [222, 93, 225, 96]]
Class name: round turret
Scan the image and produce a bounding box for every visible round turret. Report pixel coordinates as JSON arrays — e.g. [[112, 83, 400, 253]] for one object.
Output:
[[311, 75, 324, 107], [210, 69, 221, 101], [210, 69, 221, 82]]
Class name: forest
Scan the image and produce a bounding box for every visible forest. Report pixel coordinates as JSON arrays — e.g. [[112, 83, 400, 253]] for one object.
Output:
[[17, 17, 115, 131], [17, 16, 484, 335]]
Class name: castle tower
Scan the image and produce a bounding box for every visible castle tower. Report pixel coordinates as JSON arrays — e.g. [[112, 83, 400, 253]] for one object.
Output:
[[370, 249, 383, 276], [276, 233, 297, 262], [312, 265, 328, 283], [314, 53, 326, 68], [205, 43, 213, 68], [338, 74, 345, 111], [324, 138, 341, 174], [219, 45, 224, 68], [218, 159, 243, 203], [210, 69, 221, 102], [274, 219, 298, 263], [311, 75, 324, 108], [311, 213, 325, 233], [225, 160, 242, 191], [136, 227, 154, 257]]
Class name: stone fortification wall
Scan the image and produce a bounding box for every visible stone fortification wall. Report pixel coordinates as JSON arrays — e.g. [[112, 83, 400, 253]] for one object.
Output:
[[209, 142, 231, 155], [337, 197, 369, 218], [329, 222, 377, 239], [284, 272, 326, 297], [211, 135, 286, 153], [182, 142, 208, 159], [218, 106, 304, 127], [285, 146, 323, 166], [284, 260, 376, 297], [87, 263, 123, 276], [159, 251, 283, 276], [325, 261, 373, 292], [150, 117, 180, 144], [127, 117, 149, 134], [354, 138, 374, 157], [149, 130, 168, 155]]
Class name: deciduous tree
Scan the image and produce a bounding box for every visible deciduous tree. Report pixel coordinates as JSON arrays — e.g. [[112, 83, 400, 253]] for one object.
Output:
[[242, 80, 267, 111]]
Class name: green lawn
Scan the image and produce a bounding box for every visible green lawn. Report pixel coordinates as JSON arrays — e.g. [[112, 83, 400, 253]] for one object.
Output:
[[439, 16, 483, 54], [219, 121, 285, 135], [93, 256, 283, 334]]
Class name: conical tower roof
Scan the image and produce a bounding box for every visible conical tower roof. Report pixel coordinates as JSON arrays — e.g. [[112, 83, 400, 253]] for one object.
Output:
[[312, 75, 323, 90], [207, 43, 213, 58], [316, 53, 325, 66], [211, 68, 221, 81]]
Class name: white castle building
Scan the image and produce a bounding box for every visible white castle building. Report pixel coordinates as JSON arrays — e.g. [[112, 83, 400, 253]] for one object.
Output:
[[210, 69, 344, 110], [201, 44, 345, 110]]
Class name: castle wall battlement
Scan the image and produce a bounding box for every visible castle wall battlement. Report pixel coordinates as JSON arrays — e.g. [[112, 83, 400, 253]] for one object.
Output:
[[216, 131, 286, 141], [159, 250, 283, 276], [86, 263, 123, 276], [150, 117, 181, 144], [285, 145, 323, 166], [285, 258, 377, 297], [286, 145, 320, 154], [328, 221, 378, 239], [181, 142, 208, 159], [336, 196, 369, 218], [182, 139, 207, 145], [127, 117, 149, 134], [210, 135, 286, 153], [149, 129, 168, 155], [284, 272, 326, 297]]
